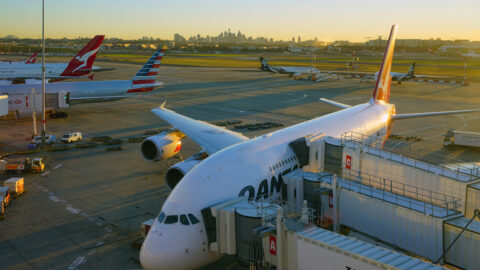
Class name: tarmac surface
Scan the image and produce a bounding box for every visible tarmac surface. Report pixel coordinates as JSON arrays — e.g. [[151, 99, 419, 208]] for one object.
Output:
[[0, 60, 479, 269]]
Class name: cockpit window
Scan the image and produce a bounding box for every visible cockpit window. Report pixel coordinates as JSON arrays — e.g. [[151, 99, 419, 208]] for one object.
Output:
[[158, 212, 166, 223], [180, 214, 190, 225], [188, 214, 200, 224], [164, 215, 178, 224]]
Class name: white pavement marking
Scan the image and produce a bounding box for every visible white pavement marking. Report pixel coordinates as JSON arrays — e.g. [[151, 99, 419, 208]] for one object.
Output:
[[65, 206, 80, 215], [48, 195, 60, 202], [87, 249, 96, 256], [41, 171, 50, 176], [68, 256, 86, 270], [53, 164, 62, 170], [96, 241, 103, 247]]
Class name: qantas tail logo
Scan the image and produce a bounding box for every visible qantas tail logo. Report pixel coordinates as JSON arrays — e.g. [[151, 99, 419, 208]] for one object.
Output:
[[61, 35, 105, 76], [25, 53, 37, 64]]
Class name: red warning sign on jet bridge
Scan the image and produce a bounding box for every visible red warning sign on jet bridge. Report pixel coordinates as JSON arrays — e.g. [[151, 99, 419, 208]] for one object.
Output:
[[346, 155, 352, 169], [269, 235, 276, 255]]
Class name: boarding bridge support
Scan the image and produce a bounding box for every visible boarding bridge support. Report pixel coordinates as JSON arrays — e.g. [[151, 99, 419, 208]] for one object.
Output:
[[8, 91, 70, 118]]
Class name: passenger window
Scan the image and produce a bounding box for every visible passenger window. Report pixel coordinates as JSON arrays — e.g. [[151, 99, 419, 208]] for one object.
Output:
[[164, 215, 178, 224], [188, 214, 200, 224], [180, 214, 190, 225], [158, 212, 166, 223]]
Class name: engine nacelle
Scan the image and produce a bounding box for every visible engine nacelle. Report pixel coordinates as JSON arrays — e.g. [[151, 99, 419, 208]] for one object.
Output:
[[165, 152, 207, 190], [141, 132, 182, 162]]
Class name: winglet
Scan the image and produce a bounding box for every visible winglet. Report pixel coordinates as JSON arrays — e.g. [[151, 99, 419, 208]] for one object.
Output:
[[371, 25, 398, 104], [159, 101, 166, 109]]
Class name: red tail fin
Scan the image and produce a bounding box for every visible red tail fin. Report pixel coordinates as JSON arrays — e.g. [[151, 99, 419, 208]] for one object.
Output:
[[372, 25, 397, 104], [60, 35, 105, 76], [25, 53, 37, 64]]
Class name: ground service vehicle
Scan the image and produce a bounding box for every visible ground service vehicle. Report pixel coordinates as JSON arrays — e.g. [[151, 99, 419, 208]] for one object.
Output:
[[443, 129, 480, 149], [32, 135, 56, 145], [61, 132, 82, 143], [2, 158, 45, 174]]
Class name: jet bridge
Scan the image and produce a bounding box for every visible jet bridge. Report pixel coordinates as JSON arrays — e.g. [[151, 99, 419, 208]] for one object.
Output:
[[294, 131, 480, 220], [202, 196, 445, 270], [8, 91, 70, 118]]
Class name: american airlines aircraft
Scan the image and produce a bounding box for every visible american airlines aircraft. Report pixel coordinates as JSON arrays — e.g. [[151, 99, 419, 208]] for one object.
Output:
[[1, 48, 165, 106], [0, 35, 107, 83], [139, 26, 480, 270]]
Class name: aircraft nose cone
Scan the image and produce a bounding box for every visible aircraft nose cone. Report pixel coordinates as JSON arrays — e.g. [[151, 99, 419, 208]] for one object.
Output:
[[140, 233, 179, 270], [139, 222, 207, 270]]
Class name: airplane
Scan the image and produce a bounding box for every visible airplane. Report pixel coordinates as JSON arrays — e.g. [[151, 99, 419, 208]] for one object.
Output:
[[374, 62, 415, 84], [138, 25, 480, 270], [24, 53, 37, 64], [1, 48, 165, 116], [259, 56, 319, 76], [457, 51, 480, 59], [0, 35, 110, 84]]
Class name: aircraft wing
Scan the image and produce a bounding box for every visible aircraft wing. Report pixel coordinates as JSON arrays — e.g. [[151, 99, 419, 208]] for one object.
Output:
[[151, 103, 249, 155], [392, 109, 480, 120], [319, 98, 352, 109]]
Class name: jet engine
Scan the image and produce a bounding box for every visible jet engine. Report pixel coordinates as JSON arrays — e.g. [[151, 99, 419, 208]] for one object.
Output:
[[141, 132, 183, 161], [165, 152, 208, 190]]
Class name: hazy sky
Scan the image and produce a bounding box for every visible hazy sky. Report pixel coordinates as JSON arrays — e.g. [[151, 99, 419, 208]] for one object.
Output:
[[1, 0, 479, 42]]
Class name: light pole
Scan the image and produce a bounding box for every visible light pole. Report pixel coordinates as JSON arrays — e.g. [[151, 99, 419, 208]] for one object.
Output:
[[41, 0, 46, 145]]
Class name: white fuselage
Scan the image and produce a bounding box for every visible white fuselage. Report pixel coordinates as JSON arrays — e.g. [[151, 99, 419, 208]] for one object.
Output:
[[0, 80, 163, 104], [140, 101, 395, 270], [0, 62, 101, 80]]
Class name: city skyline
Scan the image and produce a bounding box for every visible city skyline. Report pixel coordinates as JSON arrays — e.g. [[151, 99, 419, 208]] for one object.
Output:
[[0, 0, 479, 42]]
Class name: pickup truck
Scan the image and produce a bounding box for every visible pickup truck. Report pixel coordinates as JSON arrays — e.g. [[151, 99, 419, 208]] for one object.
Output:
[[61, 132, 82, 143]]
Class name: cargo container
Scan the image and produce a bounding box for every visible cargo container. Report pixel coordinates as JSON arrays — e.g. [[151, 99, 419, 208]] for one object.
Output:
[[4, 177, 25, 197]]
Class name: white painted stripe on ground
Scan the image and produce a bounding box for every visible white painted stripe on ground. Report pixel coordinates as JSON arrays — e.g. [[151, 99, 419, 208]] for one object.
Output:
[[68, 256, 86, 270], [87, 249, 96, 256], [41, 171, 50, 176], [96, 241, 103, 247], [53, 164, 62, 170], [48, 195, 60, 202], [66, 206, 80, 214]]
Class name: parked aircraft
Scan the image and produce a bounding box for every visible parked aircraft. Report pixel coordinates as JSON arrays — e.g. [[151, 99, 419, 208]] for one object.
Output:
[[139, 25, 480, 270], [0, 35, 109, 83], [1, 48, 165, 117], [374, 62, 416, 84]]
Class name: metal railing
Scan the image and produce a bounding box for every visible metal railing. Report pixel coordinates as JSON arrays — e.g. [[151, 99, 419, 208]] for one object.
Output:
[[341, 131, 480, 182], [318, 172, 461, 218]]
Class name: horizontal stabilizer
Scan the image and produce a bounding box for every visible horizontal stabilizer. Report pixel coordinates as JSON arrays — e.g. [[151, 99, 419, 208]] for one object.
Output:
[[319, 98, 352, 109], [393, 109, 480, 120]]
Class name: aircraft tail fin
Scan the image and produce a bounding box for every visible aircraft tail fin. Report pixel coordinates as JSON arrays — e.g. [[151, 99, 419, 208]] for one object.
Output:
[[260, 57, 269, 70], [371, 25, 397, 104], [407, 62, 415, 76], [25, 53, 37, 64], [127, 48, 165, 93], [60, 35, 105, 76]]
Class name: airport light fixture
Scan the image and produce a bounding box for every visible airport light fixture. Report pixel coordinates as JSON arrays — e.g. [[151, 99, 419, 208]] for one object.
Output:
[[41, 0, 46, 146]]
